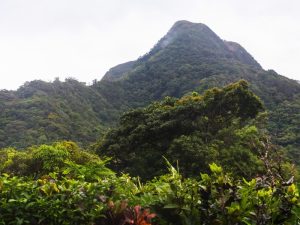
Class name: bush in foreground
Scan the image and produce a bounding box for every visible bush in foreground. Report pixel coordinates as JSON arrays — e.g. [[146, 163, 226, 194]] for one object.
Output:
[[0, 162, 299, 224]]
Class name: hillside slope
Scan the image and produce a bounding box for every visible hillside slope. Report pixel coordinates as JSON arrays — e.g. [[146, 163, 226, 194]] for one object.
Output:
[[98, 21, 299, 105], [0, 20, 299, 156], [0, 79, 117, 148], [97, 21, 300, 161]]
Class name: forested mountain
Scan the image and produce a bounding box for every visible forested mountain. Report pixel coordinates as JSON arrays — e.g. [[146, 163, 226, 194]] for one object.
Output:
[[0, 20, 299, 162], [98, 21, 298, 107], [2, 82, 298, 224], [0, 79, 117, 148], [1, 20, 300, 224]]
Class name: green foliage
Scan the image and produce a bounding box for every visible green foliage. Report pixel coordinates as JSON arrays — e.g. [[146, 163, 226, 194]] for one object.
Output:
[[132, 162, 300, 225], [269, 95, 300, 165], [0, 141, 112, 179], [0, 79, 116, 149], [0, 174, 109, 224], [32, 144, 70, 173], [0, 160, 299, 225], [95, 81, 266, 179]]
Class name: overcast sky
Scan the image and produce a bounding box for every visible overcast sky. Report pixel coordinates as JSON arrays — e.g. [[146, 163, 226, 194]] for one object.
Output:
[[0, 0, 299, 90]]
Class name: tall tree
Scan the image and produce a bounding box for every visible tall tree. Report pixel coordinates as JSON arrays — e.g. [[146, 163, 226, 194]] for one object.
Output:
[[95, 81, 268, 179]]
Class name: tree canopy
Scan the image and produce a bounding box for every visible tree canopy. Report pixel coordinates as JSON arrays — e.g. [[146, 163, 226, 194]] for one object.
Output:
[[95, 80, 271, 179]]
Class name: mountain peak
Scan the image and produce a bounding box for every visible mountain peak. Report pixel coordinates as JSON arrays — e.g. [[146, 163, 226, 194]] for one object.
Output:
[[103, 21, 261, 82], [171, 20, 209, 30], [149, 20, 261, 69], [156, 20, 220, 49]]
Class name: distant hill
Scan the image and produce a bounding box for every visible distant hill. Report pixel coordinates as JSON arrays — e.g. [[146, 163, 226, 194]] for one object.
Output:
[[0, 79, 117, 148], [0, 20, 299, 162], [97, 21, 298, 107]]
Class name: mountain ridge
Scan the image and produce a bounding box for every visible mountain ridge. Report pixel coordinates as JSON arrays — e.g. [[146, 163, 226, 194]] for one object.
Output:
[[0, 20, 299, 159], [102, 21, 261, 82]]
